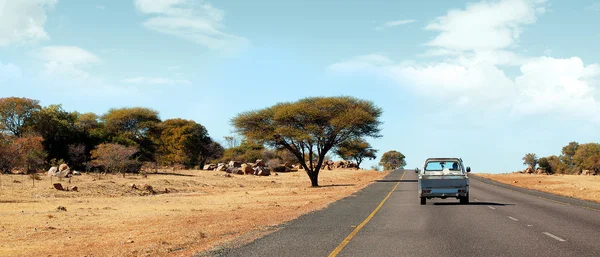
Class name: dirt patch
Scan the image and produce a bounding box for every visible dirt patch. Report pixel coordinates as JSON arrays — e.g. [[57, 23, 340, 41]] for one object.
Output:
[[476, 173, 600, 203], [0, 169, 390, 256]]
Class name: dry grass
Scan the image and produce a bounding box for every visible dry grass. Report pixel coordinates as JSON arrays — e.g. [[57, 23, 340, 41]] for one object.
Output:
[[476, 173, 600, 203], [0, 168, 390, 257]]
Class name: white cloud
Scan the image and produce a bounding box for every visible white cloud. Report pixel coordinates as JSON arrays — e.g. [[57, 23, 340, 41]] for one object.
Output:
[[374, 19, 416, 30], [134, 0, 248, 52], [123, 76, 191, 85], [329, 0, 600, 122], [35, 46, 101, 79], [0, 0, 57, 46], [426, 0, 546, 52], [512, 57, 600, 119], [0, 61, 22, 81]]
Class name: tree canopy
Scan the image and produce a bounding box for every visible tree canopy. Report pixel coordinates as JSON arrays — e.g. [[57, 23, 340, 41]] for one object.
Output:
[[522, 153, 538, 169], [379, 150, 406, 170], [0, 97, 41, 137], [232, 96, 383, 187], [335, 138, 377, 169]]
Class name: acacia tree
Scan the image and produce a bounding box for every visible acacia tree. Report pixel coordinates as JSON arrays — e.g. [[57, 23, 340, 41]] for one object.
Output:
[[335, 138, 377, 169], [522, 153, 538, 169], [0, 97, 41, 137], [379, 150, 406, 170], [233, 96, 382, 187]]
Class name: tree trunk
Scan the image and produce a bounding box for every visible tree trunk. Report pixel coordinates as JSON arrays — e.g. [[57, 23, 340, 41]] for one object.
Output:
[[308, 171, 319, 187]]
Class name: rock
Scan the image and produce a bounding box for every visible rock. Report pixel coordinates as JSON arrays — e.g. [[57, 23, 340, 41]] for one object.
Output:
[[56, 206, 67, 211], [72, 170, 81, 175], [203, 164, 216, 170], [216, 164, 228, 172], [255, 159, 266, 167], [142, 184, 155, 193], [223, 174, 232, 178], [59, 164, 69, 172], [230, 168, 243, 175], [241, 164, 254, 175], [58, 168, 73, 178], [47, 167, 58, 176], [53, 183, 64, 191], [130, 183, 137, 189], [69, 186, 78, 192], [582, 170, 590, 175], [228, 161, 242, 168], [255, 167, 270, 176]]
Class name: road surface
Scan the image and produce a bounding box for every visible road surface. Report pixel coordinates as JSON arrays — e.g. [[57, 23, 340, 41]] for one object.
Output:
[[209, 169, 600, 257]]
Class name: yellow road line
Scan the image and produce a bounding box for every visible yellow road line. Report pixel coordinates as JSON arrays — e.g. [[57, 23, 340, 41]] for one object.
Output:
[[328, 170, 406, 257]]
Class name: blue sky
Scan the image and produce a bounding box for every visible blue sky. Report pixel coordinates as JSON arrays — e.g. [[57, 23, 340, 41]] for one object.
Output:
[[1, 0, 600, 173]]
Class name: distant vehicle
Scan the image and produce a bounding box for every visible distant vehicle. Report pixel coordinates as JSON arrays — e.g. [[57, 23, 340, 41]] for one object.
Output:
[[416, 158, 470, 205]]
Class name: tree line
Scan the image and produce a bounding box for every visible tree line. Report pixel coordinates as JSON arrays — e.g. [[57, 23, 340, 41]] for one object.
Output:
[[1, 96, 406, 187], [522, 141, 600, 174], [0, 97, 223, 174]]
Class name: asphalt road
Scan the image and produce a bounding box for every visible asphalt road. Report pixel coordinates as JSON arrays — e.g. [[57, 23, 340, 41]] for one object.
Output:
[[210, 170, 600, 257]]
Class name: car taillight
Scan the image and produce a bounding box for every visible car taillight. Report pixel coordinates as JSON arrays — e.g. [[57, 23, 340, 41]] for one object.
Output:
[[422, 189, 431, 194]]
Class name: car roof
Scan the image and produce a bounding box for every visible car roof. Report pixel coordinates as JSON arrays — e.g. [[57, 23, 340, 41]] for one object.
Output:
[[425, 158, 462, 162]]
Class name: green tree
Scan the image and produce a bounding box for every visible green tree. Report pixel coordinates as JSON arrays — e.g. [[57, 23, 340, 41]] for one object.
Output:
[[156, 119, 211, 168], [220, 140, 265, 163], [379, 150, 406, 170], [560, 141, 579, 172], [232, 96, 382, 187], [0, 97, 41, 137], [335, 138, 377, 169], [544, 155, 567, 174], [101, 107, 161, 162], [199, 140, 224, 167], [573, 143, 600, 174], [30, 104, 80, 163], [522, 153, 538, 169], [538, 157, 551, 173]]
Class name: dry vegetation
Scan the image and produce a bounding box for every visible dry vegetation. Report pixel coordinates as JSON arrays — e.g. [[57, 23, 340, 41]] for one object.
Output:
[[0, 169, 390, 257], [476, 173, 600, 203]]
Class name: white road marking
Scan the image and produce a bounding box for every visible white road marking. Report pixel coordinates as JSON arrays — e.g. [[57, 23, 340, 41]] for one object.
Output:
[[508, 216, 519, 221], [543, 232, 566, 242], [487, 206, 496, 210], [527, 225, 533, 227], [474, 199, 480, 202]]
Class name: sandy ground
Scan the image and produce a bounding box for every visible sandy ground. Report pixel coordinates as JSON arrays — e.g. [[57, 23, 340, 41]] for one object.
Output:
[[0, 168, 390, 257], [476, 173, 600, 203]]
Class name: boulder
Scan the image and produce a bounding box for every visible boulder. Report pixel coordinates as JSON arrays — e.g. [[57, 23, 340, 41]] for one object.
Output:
[[58, 168, 73, 178], [72, 170, 81, 176], [59, 164, 69, 172], [203, 164, 216, 170], [228, 161, 242, 168], [241, 164, 254, 175], [69, 186, 78, 192], [255, 167, 271, 176], [216, 164, 228, 172], [255, 159, 265, 167], [524, 167, 534, 174], [47, 167, 58, 176]]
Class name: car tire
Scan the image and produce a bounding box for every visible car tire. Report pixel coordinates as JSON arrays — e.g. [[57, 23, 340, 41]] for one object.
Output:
[[420, 197, 426, 205], [460, 194, 469, 204]]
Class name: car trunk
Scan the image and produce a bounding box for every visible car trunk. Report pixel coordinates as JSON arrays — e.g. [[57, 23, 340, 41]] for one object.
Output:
[[420, 174, 468, 188]]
